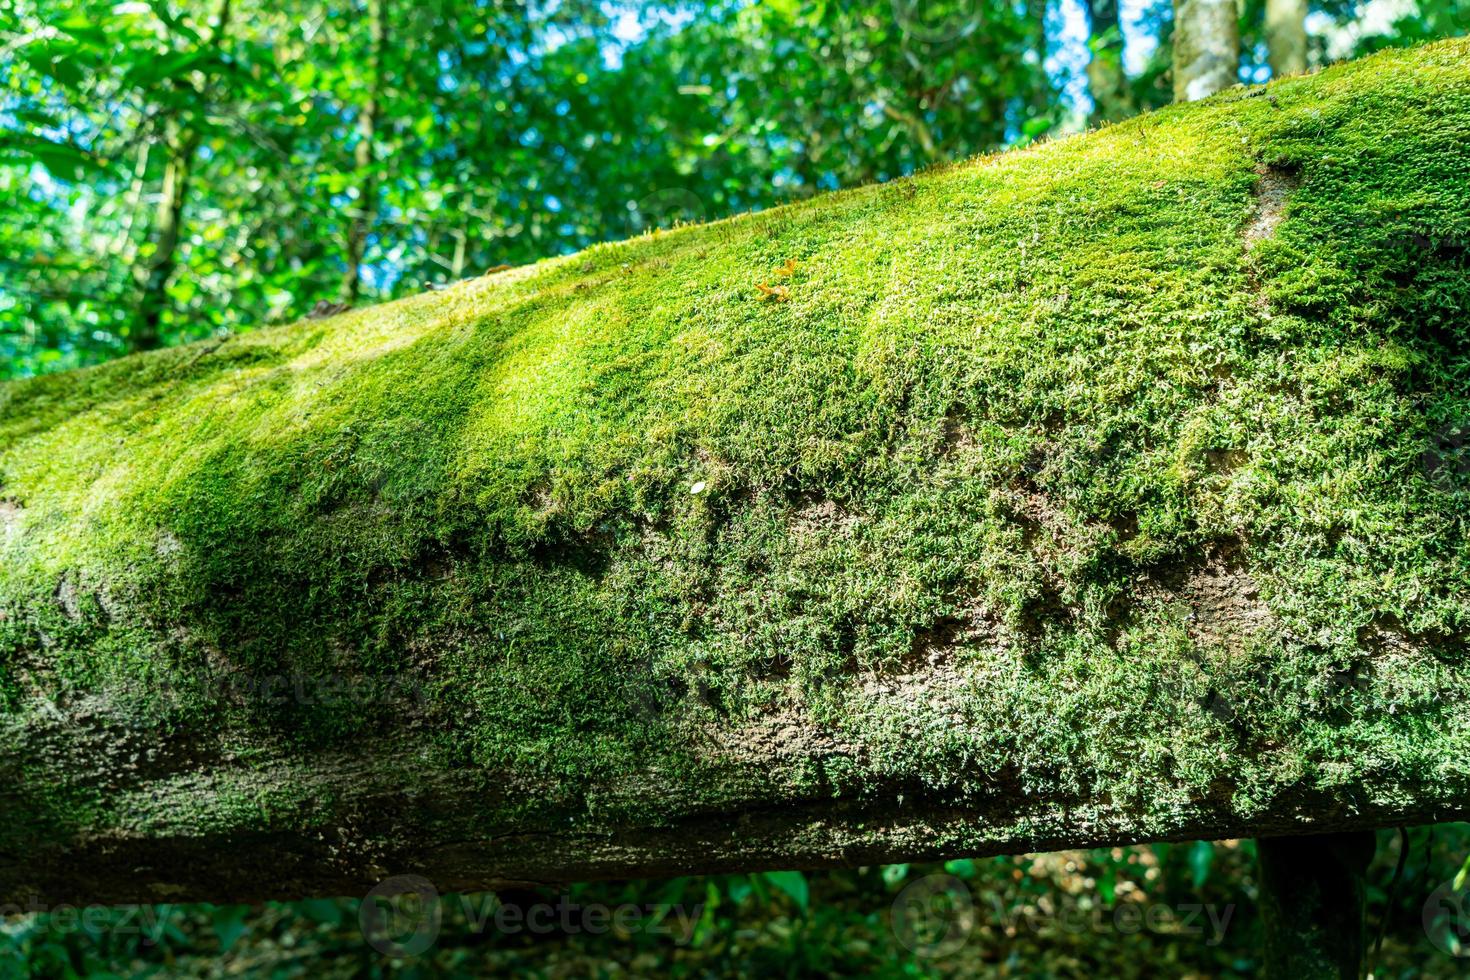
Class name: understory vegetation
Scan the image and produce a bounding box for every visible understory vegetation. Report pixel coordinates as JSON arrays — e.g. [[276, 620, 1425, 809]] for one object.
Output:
[[7, 829, 1470, 977]]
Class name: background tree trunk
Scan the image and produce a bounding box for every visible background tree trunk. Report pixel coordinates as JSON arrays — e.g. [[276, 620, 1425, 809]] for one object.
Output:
[[1173, 0, 1240, 102], [130, 125, 199, 351], [1257, 833, 1376, 979], [127, 0, 233, 352], [1086, 0, 1132, 121], [1265, 0, 1309, 77], [340, 0, 389, 305]]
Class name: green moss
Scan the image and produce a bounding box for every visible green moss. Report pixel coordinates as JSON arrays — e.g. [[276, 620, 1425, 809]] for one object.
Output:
[[2, 40, 1469, 847]]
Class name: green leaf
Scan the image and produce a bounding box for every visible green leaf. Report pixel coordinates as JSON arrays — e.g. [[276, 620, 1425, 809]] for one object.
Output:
[[6, 136, 108, 181], [1189, 841, 1215, 890], [726, 875, 752, 904], [23, 45, 87, 88], [55, 16, 110, 47], [762, 870, 809, 912], [881, 863, 910, 887], [1097, 864, 1117, 905], [297, 898, 345, 926], [943, 858, 977, 879], [209, 904, 251, 952]]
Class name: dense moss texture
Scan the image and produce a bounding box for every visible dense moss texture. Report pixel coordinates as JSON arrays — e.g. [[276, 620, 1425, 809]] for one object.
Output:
[[2, 41, 1468, 862]]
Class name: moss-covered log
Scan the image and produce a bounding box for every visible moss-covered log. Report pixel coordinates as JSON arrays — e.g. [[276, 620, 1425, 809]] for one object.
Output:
[[3, 40, 1469, 905]]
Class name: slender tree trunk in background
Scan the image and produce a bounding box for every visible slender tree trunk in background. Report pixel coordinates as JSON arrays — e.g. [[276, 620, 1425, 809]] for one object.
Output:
[[1173, 0, 1240, 102], [130, 127, 197, 351], [1265, 0, 1309, 77], [128, 0, 233, 352], [450, 229, 467, 280], [340, 0, 388, 305], [1256, 832, 1376, 980], [1026, 0, 1054, 129], [110, 143, 151, 261], [881, 101, 938, 161], [1085, 0, 1131, 122]]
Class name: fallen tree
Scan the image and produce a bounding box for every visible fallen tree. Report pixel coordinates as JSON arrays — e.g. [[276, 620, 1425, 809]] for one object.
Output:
[[2, 38, 1468, 971]]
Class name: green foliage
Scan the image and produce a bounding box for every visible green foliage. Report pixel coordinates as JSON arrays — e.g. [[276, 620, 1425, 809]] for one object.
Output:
[[0, 0, 1064, 375], [5, 828, 1470, 976], [762, 871, 811, 912], [6, 1, 1465, 378]]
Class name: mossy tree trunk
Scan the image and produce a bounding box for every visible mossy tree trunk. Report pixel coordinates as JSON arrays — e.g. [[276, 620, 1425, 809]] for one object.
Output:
[[1173, 0, 1240, 102], [2, 39, 1467, 908], [1256, 832, 1376, 980], [1265, 0, 1309, 78]]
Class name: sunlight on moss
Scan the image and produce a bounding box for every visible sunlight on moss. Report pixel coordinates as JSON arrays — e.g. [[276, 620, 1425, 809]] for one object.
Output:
[[1, 39, 1468, 851]]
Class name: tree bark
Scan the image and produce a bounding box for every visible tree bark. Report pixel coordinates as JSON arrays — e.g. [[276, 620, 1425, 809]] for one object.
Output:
[[128, 0, 233, 352], [340, 0, 389, 305], [1257, 832, 1376, 980], [1265, 0, 1309, 78], [130, 125, 199, 351], [1173, 0, 1240, 102], [108, 143, 151, 262], [2, 711, 1460, 907], [1086, 0, 1131, 122]]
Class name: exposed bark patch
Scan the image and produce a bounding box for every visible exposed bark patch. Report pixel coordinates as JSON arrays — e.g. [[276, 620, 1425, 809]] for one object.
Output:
[[1001, 483, 1071, 554], [701, 704, 857, 764], [4, 693, 227, 797], [789, 497, 863, 541], [1205, 447, 1248, 476], [525, 483, 559, 520], [1358, 617, 1469, 662], [908, 616, 969, 663], [997, 483, 1097, 637], [1178, 557, 1274, 654], [857, 656, 986, 741], [1135, 543, 1275, 655], [0, 499, 19, 540], [54, 573, 84, 623], [1244, 165, 1302, 250], [905, 602, 1012, 668], [939, 406, 979, 456]]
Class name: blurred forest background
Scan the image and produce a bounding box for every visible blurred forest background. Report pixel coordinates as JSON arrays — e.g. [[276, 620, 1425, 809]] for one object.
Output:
[[5, 1, 1470, 977], [2, 0, 1469, 378], [7, 829, 1470, 976]]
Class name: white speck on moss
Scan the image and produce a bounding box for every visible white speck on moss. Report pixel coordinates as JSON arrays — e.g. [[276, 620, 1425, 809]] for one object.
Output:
[[690, 481, 706, 495]]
